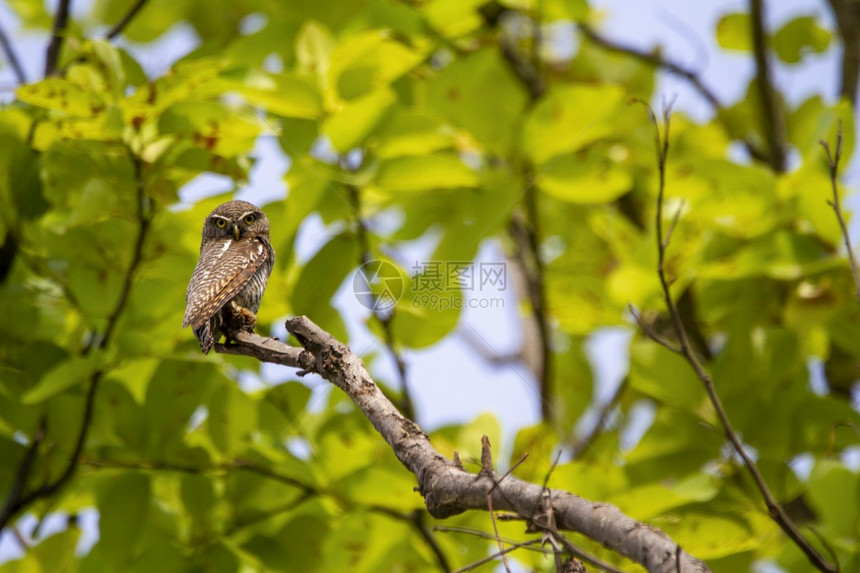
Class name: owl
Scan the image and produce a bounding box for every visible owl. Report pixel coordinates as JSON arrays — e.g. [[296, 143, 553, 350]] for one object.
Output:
[[182, 200, 275, 354]]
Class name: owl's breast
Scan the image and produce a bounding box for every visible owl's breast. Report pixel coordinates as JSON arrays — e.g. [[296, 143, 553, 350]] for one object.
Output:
[[231, 238, 274, 313]]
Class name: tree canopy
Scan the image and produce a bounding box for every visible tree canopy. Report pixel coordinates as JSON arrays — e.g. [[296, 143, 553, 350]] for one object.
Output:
[[0, 0, 858, 572]]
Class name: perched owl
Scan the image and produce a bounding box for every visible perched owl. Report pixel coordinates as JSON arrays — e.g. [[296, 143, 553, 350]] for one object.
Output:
[[182, 200, 275, 354]]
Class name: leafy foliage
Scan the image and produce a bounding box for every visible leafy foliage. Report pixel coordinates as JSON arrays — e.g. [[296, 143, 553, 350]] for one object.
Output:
[[0, 1, 858, 571]]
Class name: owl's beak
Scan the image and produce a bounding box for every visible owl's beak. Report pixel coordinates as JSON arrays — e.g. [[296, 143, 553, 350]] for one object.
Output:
[[232, 225, 241, 241]]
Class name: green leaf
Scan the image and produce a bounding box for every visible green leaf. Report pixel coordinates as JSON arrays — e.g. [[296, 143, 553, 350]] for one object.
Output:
[[17, 78, 107, 117], [428, 49, 528, 155], [613, 474, 719, 521], [96, 472, 151, 568], [807, 460, 860, 537], [32, 528, 81, 573], [536, 152, 632, 203], [181, 473, 215, 529], [500, 0, 588, 21], [665, 512, 759, 559], [328, 31, 427, 101], [391, 279, 462, 349], [158, 101, 261, 156], [23, 354, 104, 404], [716, 13, 752, 51], [290, 233, 360, 340], [772, 16, 831, 64], [296, 20, 335, 77], [374, 108, 455, 158], [628, 339, 704, 409], [323, 87, 396, 152], [523, 84, 627, 164], [374, 154, 479, 193], [224, 73, 323, 119], [421, 0, 486, 38], [143, 360, 215, 458]]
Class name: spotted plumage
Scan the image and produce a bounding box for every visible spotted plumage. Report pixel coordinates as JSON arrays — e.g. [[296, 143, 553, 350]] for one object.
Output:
[[182, 200, 275, 354]]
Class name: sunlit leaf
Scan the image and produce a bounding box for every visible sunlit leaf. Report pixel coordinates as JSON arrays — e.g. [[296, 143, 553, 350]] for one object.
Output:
[[716, 12, 752, 51], [772, 16, 831, 64]]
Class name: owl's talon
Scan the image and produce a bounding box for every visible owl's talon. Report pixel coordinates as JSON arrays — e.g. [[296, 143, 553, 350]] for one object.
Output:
[[228, 301, 257, 331]]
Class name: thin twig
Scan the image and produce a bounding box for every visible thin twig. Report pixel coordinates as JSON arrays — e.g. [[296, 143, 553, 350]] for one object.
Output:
[[544, 528, 626, 573], [482, 436, 511, 573], [748, 0, 787, 172], [628, 304, 682, 354], [44, 0, 73, 77], [410, 511, 452, 573], [579, 23, 772, 165], [0, 372, 101, 531], [452, 539, 542, 573], [105, 0, 150, 40], [0, 19, 26, 84], [0, 419, 46, 529], [346, 182, 415, 421], [820, 123, 860, 304], [642, 102, 837, 573], [579, 23, 721, 111], [570, 376, 629, 459]]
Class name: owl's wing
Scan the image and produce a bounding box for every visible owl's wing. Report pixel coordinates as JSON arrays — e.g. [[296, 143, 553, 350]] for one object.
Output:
[[182, 236, 270, 330]]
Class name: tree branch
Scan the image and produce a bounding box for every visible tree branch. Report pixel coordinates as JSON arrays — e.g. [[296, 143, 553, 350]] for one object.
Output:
[[44, 0, 73, 77], [826, 0, 860, 105], [509, 210, 553, 422], [748, 0, 787, 172], [820, 123, 860, 304], [105, 0, 151, 40], [579, 23, 721, 111], [346, 182, 415, 421], [642, 102, 837, 573], [0, 18, 26, 85], [215, 317, 711, 572], [578, 23, 773, 166], [0, 150, 152, 533], [570, 376, 629, 460]]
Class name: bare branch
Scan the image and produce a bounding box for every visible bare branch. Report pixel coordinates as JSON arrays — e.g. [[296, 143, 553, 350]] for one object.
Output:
[[628, 304, 682, 354], [748, 0, 787, 172], [579, 24, 774, 166], [579, 23, 721, 111], [820, 124, 860, 304], [0, 19, 26, 85], [346, 182, 415, 421], [451, 539, 541, 573], [570, 376, 629, 460], [105, 0, 151, 40], [643, 103, 837, 573], [215, 330, 314, 369], [215, 316, 711, 572], [509, 210, 553, 421], [825, 0, 860, 105], [44, 0, 73, 77], [0, 420, 46, 529]]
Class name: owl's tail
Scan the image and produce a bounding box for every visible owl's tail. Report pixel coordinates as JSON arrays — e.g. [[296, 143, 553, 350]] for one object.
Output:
[[195, 323, 214, 354]]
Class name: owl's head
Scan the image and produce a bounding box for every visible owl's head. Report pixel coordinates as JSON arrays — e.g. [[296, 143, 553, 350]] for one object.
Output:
[[202, 200, 270, 242]]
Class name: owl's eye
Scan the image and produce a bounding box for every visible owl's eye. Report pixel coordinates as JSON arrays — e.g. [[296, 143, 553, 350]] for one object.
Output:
[[244, 214, 256, 224], [215, 219, 227, 228]]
